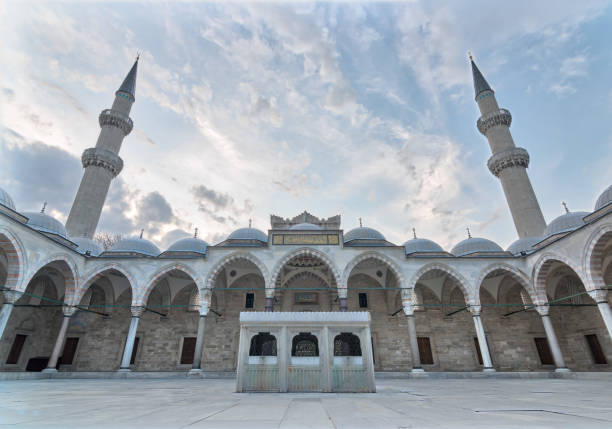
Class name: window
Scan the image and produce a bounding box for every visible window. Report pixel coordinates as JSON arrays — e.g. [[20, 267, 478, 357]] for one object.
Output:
[[585, 334, 607, 364], [334, 333, 362, 356], [130, 337, 140, 365], [6, 334, 27, 364], [249, 333, 277, 356], [291, 332, 319, 357], [245, 293, 254, 309], [60, 337, 79, 365], [534, 337, 554, 365], [358, 293, 368, 308], [417, 337, 433, 365], [180, 337, 197, 365]]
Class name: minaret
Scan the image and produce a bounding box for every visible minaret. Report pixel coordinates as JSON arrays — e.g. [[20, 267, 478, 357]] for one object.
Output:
[[65, 58, 138, 239], [471, 56, 546, 238]]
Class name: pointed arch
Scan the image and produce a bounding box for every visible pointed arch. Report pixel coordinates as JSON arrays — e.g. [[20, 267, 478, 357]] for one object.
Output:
[[205, 251, 269, 290], [0, 227, 26, 290], [342, 251, 406, 290], [407, 262, 473, 304], [475, 263, 536, 305], [533, 252, 587, 304], [135, 263, 203, 307], [583, 223, 612, 291], [270, 247, 341, 294], [22, 253, 79, 305], [283, 270, 330, 289], [73, 262, 135, 306]]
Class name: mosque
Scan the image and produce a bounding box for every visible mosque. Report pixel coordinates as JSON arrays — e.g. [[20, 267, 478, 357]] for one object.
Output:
[[0, 57, 611, 378]]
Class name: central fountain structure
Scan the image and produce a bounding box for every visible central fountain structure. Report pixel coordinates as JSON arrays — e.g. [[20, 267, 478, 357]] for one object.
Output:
[[236, 312, 376, 393]]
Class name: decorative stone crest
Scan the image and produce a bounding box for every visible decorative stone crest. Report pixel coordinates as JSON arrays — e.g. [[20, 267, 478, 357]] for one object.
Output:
[[477, 108, 512, 135], [487, 147, 530, 177], [98, 109, 133, 135], [82, 148, 124, 177]]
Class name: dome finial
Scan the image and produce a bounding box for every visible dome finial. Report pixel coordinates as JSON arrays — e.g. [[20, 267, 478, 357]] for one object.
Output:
[[466, 227, 472, 239], [359, 217, 363, 228], [194, 227, 198, 239], [412, 227, 417, 239], [136, 52, 140, 61], [562, 201, 569, 214], [468, 51, 473, 61], [40, 202, 47, 214], [139, 229, 144, 239], [248, 218, 252, 228]]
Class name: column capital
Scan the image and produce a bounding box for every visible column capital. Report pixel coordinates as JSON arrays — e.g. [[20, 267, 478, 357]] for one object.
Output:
[[265, 288, 276, 299], [337, 287, 347, 299], [199, 303, 209, 316], [403, 303, 415, 316], [468, 305, 482, 316], [130, 306, 145, 317], [588, 289, 609, 304], [1, 289, 21, 304], [62, 305, 77, 317], [535, 304, 550, 316]]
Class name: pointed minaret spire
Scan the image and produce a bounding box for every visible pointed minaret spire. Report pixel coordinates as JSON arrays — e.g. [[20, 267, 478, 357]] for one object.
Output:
[[117, 55, 139, 101], [470, 54, 493, 99]]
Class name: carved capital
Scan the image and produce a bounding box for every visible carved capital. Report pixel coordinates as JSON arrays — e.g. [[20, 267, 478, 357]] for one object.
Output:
[[403, 303, 415, 317], [63, 305, 77, 317], [487, 147, 530, 177], [199, 303, 209, 316], [588, 289, 609, 304], [82, 148, 124, 177], [535, 304, 550, 316], [98, 109, 133, 135], [477, 108, 512, 135], [2, 289, 21, 304], [130, 306, 146, 318], [468, 305, 482, 316]]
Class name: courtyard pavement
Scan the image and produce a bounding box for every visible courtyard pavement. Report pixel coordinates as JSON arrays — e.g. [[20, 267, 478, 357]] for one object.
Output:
[[1, 378, 611, 428]]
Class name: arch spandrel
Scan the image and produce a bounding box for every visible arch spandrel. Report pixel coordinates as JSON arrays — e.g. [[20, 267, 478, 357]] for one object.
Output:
[[270, 247, 342, 294], [74, 262, 136, 306], [475, 263, 537, 306], [136, 263, 203, 307], [532, 252, 589, 304], [0, 227, 27, 290], [205, 251, 270, 292], [583, 223, 612, 291], [21, 253, 79, 305], [342, 251, 406, 291], [407, 262, 474, 305]]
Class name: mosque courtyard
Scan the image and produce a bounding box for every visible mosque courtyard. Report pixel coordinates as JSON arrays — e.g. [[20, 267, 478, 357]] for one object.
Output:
[[1, 377, 611, 428]]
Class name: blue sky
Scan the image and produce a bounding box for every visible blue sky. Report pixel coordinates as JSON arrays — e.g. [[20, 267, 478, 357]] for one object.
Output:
[[1, 1, 611, 250]]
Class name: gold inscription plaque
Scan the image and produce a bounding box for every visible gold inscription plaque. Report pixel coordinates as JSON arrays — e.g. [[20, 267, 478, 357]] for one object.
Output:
[[271, 233, 340, 245]]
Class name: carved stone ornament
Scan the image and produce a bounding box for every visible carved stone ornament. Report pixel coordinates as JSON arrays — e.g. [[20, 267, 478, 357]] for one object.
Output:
[[98, 109, 134, 135], [487, 147, 530, 177], [82, 147, 124, 177], [477, 108, 512, 135]]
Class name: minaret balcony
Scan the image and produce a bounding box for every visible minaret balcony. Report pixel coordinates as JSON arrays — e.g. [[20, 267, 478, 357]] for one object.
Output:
[[487, 147, 529, 177], [477, 108, 512, 135], [82, 148, 124, 177], [99, 109, 134, 135]]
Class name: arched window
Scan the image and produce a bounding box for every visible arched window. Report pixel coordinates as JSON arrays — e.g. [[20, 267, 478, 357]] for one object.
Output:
[[249, 333, 277, 356], [291, 332, 319, 357], [334, 333, 362, 356]]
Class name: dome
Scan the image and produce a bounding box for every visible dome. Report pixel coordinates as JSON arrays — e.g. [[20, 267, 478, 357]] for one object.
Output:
[[543, 212, 589, 237], [403, 238, 444, 254], [289, 223, 323, 230], [227, 227, 268, 243], [167, 237, 209, 254], [107, 236, 160, 257], [451, 237, 503, 256], [344, 226, 386, 243], [23, 211, 68, 238], [0, 187, 15, 210], [506, 236, 542, 256], [595, 184, 612, 211], [71, 237, 104, 257]]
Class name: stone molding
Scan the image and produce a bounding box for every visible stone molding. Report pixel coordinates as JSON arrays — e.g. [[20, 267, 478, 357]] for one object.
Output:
[[535, 304, 550, 316], [98, 109, 133, 135], [477, 108, 512, 135], [1, 289, 21, 304], [468, 305, 482, 316], [63, 305, 77, 317], [240, 311, 370, 323], [588, 289, 609, 304], [82, 148, 124, 177], [487, 147, 530, 177], [130, 306, 146, 318]]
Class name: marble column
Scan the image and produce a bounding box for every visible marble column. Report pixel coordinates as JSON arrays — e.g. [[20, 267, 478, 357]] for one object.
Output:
[[469, 306, 495, 372], [320, 327, 332, 392], [265, 297, 274, 312], [589, 290, 612, 341], [402, 303, 423, 372], [536, 305, 569, 372], [338, 298, 347, 312], [119, 306, 145, 371], [190, 304, 209, 373], [0, 290, 20, 343], [278, 326, 289, 393], [43, 305, 76, 372]]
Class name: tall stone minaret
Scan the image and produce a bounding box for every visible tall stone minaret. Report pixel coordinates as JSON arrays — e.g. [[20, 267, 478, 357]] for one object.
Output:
[[66, 58, 138, 239], [471, 57, 546, 238]]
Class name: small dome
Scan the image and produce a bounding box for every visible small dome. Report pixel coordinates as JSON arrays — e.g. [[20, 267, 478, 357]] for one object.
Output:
[[167, 237, 209, 254], [506, 236, 542, 256], [289, 223, 323, 230], [0, 187, 15, 210], [403, 238, 444, 254], [344, 226, 386, 243], [544, 212, 589, 237], [107, 236, 160, 257], [595, 185, 612, 211], [71, 237, 104, 257], [451, 237, 503, 256], [227, 227, 268, 243], [23, 211, 68, 238]]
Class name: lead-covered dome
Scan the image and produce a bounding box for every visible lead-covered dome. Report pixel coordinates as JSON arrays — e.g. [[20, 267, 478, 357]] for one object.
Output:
[[543, 212, 588, 238], [506, 236, 541, 256], [166, 237, 209, 255], [451, 237, 503, 256], [595, 184, 612, 211], [106, 236, 160, 257], [289, 222, 322, 230], [344, 226, 385, 243], [22, 211, 68, 238], [71, 237, 104, 257], [403, 238, 444, 255], [0, 187, 15, 210], [227, 227, 268, 243]]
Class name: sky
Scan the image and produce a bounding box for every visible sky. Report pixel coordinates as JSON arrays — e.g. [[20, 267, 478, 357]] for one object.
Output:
[[1, 1, 612, 250]]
